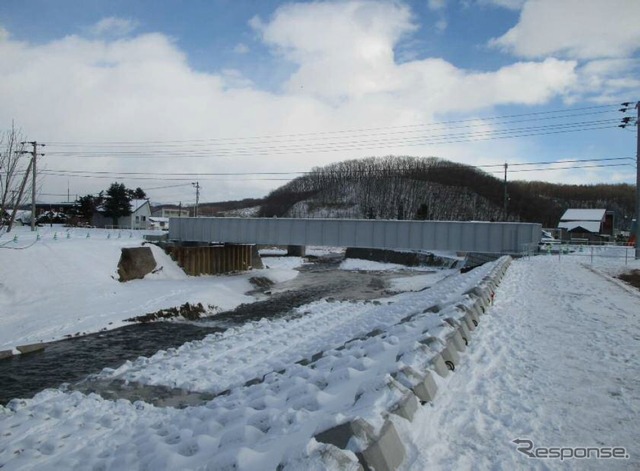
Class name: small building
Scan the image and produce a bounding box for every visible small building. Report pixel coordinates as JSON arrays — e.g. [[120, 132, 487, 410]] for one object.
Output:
[[557, 208, 613, 242], [152, 206, 190, 218], [128, 199, 152, 230], [92, 199, 152, 229]]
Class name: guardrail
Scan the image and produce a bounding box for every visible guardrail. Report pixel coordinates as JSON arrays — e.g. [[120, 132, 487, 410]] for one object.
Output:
[[530, 242, 636, 265]]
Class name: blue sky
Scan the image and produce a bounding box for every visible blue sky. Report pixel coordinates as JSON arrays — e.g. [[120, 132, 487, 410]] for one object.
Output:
[[0, 0, 638, 204]]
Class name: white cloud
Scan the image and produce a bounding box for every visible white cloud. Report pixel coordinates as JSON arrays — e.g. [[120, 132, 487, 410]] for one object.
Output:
[[233, 42, 250, 54], [428, 0, 447, 11], [478, 0, 525, 10], [253, 1, 417, 100], [491, 0, 640, 59], [0, 1, 623, 202], [435, 18, 447, 33], [571, 58, 640, 101], [253, 1, 576, 107], [86, 17, 139, 38]]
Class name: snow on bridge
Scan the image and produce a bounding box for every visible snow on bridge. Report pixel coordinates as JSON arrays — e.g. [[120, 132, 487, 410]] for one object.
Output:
[[168, 217, 541, 254]]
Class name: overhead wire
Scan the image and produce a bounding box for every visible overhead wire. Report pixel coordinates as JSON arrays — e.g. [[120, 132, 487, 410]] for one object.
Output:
[[43, 119, 623, 158], [31, 101, 635, 198], [45, 103, 623, 146]]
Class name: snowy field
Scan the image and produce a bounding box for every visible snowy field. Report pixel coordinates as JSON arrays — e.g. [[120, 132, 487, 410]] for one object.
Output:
[[1, 226, 639, 470], [0, 227, 299, 352]]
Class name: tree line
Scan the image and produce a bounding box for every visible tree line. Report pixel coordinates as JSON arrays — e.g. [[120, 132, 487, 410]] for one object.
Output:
[[72, 183, 147, 226], [258, 156, 636, 228]]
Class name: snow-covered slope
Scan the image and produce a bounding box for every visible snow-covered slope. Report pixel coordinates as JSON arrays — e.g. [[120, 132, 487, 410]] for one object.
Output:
[[0, 227, 297, 352], [1, 228, 638, 470]]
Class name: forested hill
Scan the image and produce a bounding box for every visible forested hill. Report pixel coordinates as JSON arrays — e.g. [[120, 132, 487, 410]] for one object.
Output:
[[256, 156, 635, 229]]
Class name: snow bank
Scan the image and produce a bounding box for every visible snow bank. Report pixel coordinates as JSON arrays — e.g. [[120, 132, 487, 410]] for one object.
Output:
[[2, 234, 638, 470], [0, 228, 298, 352], [0, 247, 509, 470]]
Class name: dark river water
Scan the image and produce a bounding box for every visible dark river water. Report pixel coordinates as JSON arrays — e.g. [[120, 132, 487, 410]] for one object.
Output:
[[0, 256, 425, 406]]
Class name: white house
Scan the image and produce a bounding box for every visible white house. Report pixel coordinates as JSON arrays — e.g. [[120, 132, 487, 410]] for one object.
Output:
[[92, 199, 152, 229], [152, 207, 189, 218], [558, 209, 605, 233], [126, 199, 152, 230], [558, 208, 613, 241]]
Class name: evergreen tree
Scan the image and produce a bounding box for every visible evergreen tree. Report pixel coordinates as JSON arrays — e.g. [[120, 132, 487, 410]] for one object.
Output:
[[416, 203, 429, 220], [129, 187, 147, 200], [73, 194, 102, 221], [103, 183, 132, 226]]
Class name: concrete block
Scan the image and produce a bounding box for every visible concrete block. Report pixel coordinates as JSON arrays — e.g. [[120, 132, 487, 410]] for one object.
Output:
[[440, 342, 460, 371], [316, 444, 363, 471], [388, 392, 420, 421], [446, 328, 466, 352], [429, 352, 450, 378], [466, 287, 490, 307], [458, 320, 471, 343], [117, 247, 157, 282], [359, 420, 406, 471], [472, 297, 486, 315], [454, 305, 477, 330], [413, 370, 438, 403], [462, 311, 477, 331], [16, 343, 46, 354], [416, 341, 450, 378], [315, 418, 376, 450], [443, 317, 470, 347]]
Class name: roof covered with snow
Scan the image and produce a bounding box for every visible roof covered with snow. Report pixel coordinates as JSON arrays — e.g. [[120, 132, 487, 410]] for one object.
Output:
[[558, 220, 602, 233], [130, 199, 150, 213], [560, 208, 606, 222]]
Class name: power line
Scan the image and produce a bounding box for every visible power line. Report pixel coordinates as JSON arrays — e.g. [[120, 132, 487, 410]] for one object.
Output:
[[45, 103, 623, 146], [40, 156, 634, 178], [497, 163, 632, 174], [38, 157, 635, 185], [43, 120, 622, 159]]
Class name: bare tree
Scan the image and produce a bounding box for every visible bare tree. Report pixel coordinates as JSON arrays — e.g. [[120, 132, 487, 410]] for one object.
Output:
[[0, 123, 29, 232]]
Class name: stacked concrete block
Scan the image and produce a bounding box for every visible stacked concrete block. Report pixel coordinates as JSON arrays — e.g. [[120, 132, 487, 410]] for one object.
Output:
[[315, 418, 406, 471], [394, 367, 438, 404], [310, 255, 513, 470]]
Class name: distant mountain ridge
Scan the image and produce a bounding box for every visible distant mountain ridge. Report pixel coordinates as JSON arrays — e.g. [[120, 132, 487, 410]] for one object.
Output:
[[251, 156, 635, 229]]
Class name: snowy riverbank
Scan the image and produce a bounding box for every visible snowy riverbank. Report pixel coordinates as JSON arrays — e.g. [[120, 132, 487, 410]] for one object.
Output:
[[1, 227, 639, 469], [0, 227, 299, 353]]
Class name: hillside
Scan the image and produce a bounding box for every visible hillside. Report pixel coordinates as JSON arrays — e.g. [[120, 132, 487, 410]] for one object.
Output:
[[253, 156, 635, 229]]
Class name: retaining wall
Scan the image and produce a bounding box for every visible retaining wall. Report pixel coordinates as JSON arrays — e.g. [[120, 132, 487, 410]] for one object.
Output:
[[165, 244, 262, 275], [311, 255, 512, 470]]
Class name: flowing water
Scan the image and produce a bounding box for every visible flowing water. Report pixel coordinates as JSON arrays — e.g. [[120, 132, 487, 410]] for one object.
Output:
[[0, 256, 430, 405]]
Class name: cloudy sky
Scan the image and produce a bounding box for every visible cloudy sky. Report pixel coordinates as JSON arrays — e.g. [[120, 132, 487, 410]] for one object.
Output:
[[0, 0, 638, 205]]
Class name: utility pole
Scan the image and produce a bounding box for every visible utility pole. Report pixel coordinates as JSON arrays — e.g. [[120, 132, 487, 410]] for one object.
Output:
[[6, 157, 33, 233], [620, 102, 640, 260], [19, 141, 45, 231], [192, 181, 200, 218], [503, 162, 508, 219], [636, 101, 640, 260]]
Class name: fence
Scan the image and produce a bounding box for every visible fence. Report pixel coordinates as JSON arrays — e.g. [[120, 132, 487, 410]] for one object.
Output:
[[525, 242, 637, 265]]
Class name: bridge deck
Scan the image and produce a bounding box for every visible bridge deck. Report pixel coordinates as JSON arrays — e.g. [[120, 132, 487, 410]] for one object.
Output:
[[168, 217, 541, 254]]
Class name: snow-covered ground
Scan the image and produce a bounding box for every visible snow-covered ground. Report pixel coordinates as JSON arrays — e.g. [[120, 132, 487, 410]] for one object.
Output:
[[1, 227, 639, 470], [0, 227, 298, 352]]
